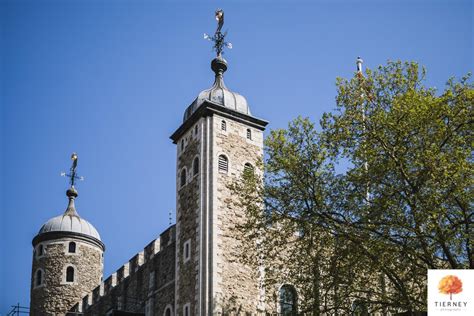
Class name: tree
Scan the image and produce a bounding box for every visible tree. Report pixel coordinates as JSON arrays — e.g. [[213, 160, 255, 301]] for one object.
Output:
[[230, 61, 473, 315]]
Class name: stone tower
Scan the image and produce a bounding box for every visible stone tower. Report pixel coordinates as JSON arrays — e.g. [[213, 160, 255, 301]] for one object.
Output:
[[30, 154, 105, 315], [171, 55, 268, 315]]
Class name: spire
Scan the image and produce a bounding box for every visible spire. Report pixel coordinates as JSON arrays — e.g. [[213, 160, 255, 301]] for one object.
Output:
[[356, 56, 363, 73], [61, 152, 83, 217]]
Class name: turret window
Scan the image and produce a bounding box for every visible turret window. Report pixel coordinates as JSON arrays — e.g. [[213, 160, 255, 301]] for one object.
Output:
[[66, 266, 75, 282], [34, 269, 44, 287], [244, 163, 254, 176], [218, 155, 228, 173], [36, 244, 44, 258], [68, 242, 76, 253], [180, 168, 187, 188], [246, 128, 252, 140], [193, 157, 199, 176], [221, 120, 226, 131], [164, 306, 173, 316], [183, 303, 190, 316], [194, 125, 198, 135]]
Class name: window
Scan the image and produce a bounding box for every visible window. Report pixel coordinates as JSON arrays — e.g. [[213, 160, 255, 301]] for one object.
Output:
[[194, 125, 198, 135], [218, 155, 228, 173], [243, 163, 254, 177], [221, 120, 226, 131], [279, 284, 297, 315], [37, 244, 44, 258], [246, 128, 252, 140], [180, 168, 187, 187], [183, 239, 191, 263], [183, 303, 190, 316], [193, 157, 199, 176], [180, 139, 184, 151], [66, 266, 75, 282], [35, 269, 43, 287], [352, 301, 368, 316], [68, 242, 76, 253], [164, 306, 172, 316]]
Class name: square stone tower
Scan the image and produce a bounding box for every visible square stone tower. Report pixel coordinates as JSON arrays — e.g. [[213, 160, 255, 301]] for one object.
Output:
[[171, 56, 268, 315]]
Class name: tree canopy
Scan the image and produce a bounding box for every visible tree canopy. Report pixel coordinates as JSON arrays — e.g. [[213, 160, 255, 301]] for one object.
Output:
[[230, 61, 473, 315]]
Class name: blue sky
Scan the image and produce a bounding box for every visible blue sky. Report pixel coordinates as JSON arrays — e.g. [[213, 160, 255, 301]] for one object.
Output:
[[1, 0, 472, 313]]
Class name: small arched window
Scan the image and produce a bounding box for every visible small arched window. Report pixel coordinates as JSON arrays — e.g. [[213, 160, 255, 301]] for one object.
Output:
[[246, 129, 252, 140], [352, 301, 368, 316], [165, 307, 172, 316], [193, 157, 199, 176], [194, 125, 198, 135], [218, 155, 228, 173], [180, 168, 187, 187], [243, 163, 254, 177], [221, 120, 226, 131], [66, 266, 75, 282], [68, 242, 76, 253], [35, 269, 43, 287], [180, 139, 184, 151], [279, 284, 297, 315], [37, 244, 44, 257]]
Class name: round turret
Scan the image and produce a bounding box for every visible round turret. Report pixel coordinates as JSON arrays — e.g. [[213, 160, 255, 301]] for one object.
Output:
[[30, 155, 104, 316]]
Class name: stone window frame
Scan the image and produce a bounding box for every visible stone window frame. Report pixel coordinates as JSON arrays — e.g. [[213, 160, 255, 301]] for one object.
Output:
[[220, 119, 227, 132], [192, 155, 200, 178], [33, 268, 45, 289], [277, 283, 298, 315], [194, 124, 199, 137], [65, 241, 80, 256], [36, 243, 45, 259], [163, 304, 173, 316], [246, 128, 252, 140], [243, 162, 255, 177], [62, 264, 78, 285], [183, 239, 191, 263], [179, 167, 188, 189], [183, 303, 191, 316], [217, 153, 229, 174]]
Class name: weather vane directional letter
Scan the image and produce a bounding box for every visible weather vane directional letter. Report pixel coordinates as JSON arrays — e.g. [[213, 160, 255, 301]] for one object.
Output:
[[204, 9, 232, 57], [61, 152, 84, 187]]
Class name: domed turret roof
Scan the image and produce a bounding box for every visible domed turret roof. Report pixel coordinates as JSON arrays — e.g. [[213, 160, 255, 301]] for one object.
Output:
[[183, 56, 251, 122], [36, 187, 101, 242]]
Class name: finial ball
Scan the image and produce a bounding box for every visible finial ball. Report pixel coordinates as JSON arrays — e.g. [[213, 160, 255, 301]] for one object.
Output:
[[71, 152, 78, 161]]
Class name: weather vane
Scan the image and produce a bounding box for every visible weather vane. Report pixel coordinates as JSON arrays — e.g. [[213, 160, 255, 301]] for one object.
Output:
[[61, 152, 84, 187], [204, 9, 232, 56]]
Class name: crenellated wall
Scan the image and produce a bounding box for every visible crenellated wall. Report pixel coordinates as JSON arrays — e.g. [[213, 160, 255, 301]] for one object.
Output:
[[72, 225, 176, 316]]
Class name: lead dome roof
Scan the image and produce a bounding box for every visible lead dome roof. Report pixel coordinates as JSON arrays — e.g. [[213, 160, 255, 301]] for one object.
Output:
[[183, 56, 251, 122], [36, 187, 101, 241]]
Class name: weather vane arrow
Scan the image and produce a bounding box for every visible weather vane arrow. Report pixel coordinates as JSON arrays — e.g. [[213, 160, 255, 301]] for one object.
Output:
[[61, 152, 84, 187], [204, 9, 232, 57]]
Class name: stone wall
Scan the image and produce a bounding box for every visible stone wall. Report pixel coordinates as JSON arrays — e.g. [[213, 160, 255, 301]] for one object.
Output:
[[213, 114, 264, 314], [77, 226, 176, 316], [175, 118, 202, 315], [30, 238, 103, 315]]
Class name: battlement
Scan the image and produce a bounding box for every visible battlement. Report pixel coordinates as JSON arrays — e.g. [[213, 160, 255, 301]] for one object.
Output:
[[74, 225, 176, 313]]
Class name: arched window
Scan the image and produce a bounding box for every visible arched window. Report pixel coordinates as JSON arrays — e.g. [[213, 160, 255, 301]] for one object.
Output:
[[180, 139, 184, 151], [68, 242, 76, 253], [37, 244, 44, 257], [193, 157, 199, 176], [352, 301, 368, 316], [180, 168, 187, 187], [35, 269, 43, 287], [279, 284, 297, 315], [163, 305, 173, 316], [194, 125, 198, 135], [221, 120, 226, 131], [246, 128, 252, 140], [218, 155, 228, 173], [66, 266, 75, 282], [243, 163, 254, 177]]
